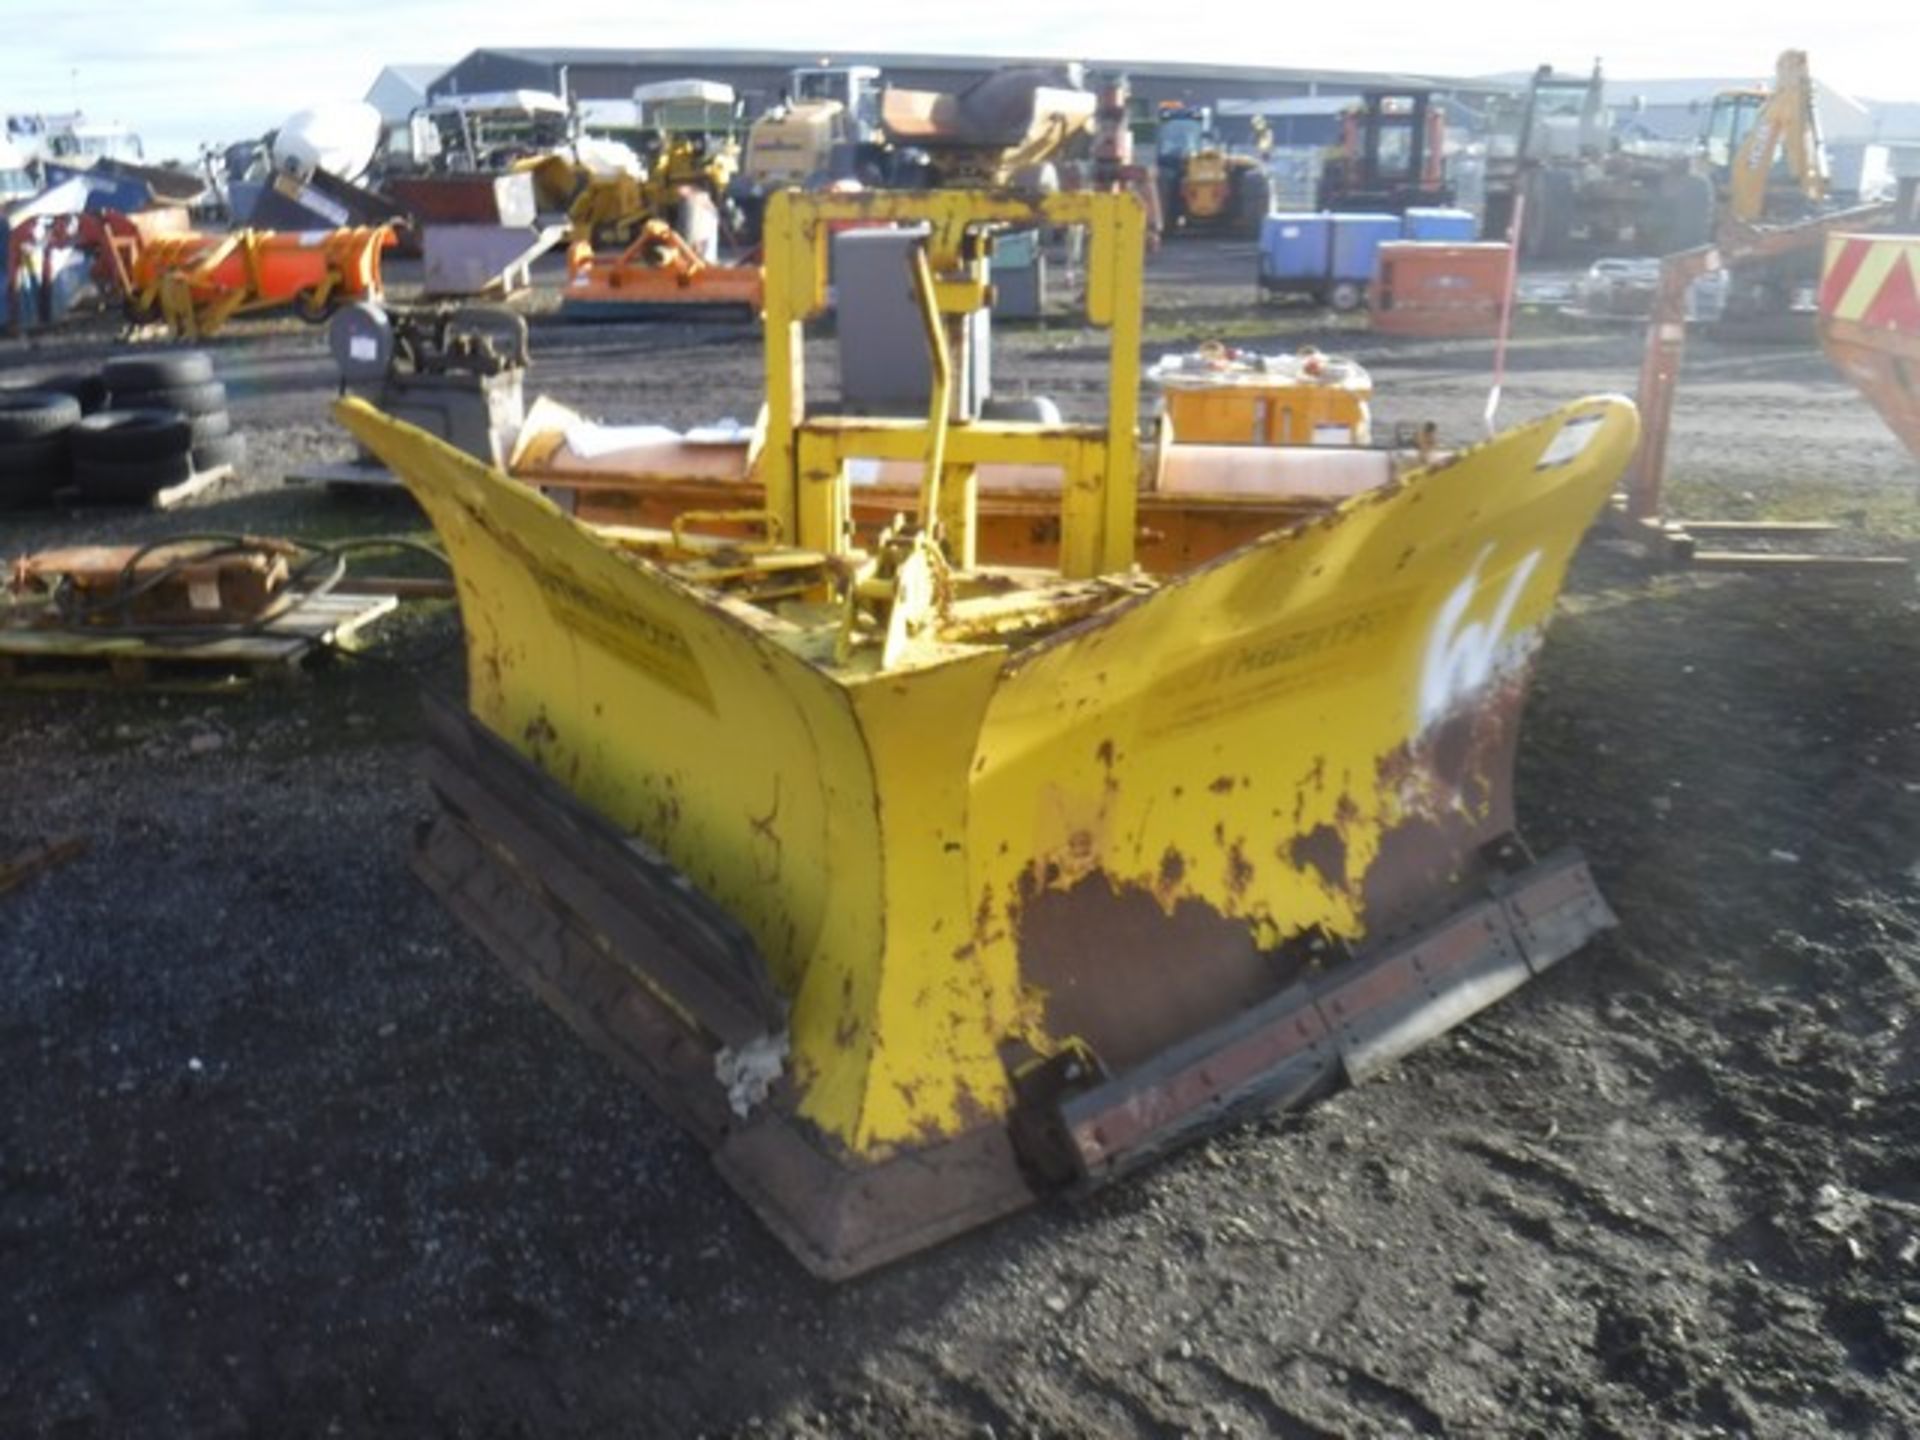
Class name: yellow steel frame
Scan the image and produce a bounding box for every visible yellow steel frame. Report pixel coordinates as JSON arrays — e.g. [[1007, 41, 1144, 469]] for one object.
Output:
[[757, 188, 1145, 579]]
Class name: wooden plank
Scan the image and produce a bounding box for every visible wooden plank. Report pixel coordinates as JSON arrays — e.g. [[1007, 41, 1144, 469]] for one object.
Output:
[[282, 461, 407, 489], [333, 577, 457, 599], [1672, 519, 1841, 535], [0, 593, 399, 691], [153, 464, 233, 510], [0, 836, 88, 895], [1690, 551, 1911, 572], [0, 628, 306, 660]]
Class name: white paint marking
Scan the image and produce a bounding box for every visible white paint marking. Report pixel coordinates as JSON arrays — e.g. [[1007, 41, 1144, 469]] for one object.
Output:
[[1419, 545, 1542, 729]]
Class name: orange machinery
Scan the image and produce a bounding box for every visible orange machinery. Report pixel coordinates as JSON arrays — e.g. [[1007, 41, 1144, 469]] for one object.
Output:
[[1819, 230, 1920, 467], [560, 219, 762, 320], [92, 212, 394, 339], [1371, 242, 1512, 337]]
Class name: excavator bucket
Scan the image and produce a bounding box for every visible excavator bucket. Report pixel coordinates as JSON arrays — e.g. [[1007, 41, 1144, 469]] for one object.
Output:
[[881, 68, 1096, 186], [335, 189, 1637, 1278], [1820, 231, 1920, 467]]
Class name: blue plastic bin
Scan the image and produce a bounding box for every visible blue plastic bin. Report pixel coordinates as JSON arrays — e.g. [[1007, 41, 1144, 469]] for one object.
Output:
[[1259, 213, 1332, 287], [1328, 213, 1402, 282], [1402, 207, 1479, 243]]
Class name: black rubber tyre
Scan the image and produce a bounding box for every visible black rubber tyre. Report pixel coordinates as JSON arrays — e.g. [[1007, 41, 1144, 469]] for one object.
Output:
[[1328, 279, 1366, 313], [1649, 170, 1715, 254], [186, 410, 233, 445], [74, 451, 193, 504], [70, 409, 194, 464], [190, 432, 246, 472], [0, 431, 69, 472], [0, 468, 64, 508], [0, 390, 82, 442], [102, 351, 215, 392], [35, 371, 109, 415], [0, 433, 69, 507], [109, 378, 227, 417], [1233, 167, 1274, 239]]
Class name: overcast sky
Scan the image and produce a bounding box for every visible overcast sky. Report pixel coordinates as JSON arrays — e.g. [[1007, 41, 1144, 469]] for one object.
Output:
[[3, 0, 1914, 163]]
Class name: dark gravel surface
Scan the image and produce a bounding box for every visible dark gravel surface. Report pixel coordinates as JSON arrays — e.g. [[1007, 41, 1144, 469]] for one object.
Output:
[[4, 239, 1919, 1437]]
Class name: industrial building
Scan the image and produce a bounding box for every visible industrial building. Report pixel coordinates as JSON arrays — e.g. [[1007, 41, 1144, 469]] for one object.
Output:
[[424, 46, 1515, 120]]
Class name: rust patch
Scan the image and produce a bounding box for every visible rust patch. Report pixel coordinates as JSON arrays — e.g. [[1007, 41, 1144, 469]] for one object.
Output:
[[1096, 738, 1116, 769], [1225, 840, 1255, 897], [946, 1079, 994, 1133], [1016, 870, 1306, 1073], [1362, 670, 1525, 933], [749, 780, 782, 851], [1209, 775, 1236, 794], [523, 711, 558, 748], [1288, 823, 1349, 893], [1157, 846, 1186, 894]]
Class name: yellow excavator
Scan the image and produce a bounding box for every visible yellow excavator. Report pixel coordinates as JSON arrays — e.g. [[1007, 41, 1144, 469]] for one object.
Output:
[[1154, 104, 1272, 238], [565, 135, 738, 250], [1625, 51, 1894, 526], [1702, 49, 1827, 227]]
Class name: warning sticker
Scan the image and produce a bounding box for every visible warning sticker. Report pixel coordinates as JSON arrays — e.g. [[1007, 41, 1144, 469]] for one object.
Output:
[[1535, 413, 1604, 470]]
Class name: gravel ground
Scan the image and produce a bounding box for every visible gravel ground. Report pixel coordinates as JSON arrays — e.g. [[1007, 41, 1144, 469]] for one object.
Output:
[[4, 239, 1919, 1437]]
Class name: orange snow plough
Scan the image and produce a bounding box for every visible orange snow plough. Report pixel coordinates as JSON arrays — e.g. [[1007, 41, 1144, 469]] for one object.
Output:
[[93, 213, 394, 339], [560, 221, 761, 320]]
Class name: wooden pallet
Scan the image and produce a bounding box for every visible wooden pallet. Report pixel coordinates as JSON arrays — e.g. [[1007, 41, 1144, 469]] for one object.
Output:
[[0, 593, 398, 691], [1607, 497, 1911, 575], [153, 463, 234, 509]]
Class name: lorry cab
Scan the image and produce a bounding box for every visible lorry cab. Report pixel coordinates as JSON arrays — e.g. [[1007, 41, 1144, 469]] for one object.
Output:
[[0, 138, 35, 208], [7, 112, 145, 169], [407, 91, 571, 172], [786, 65, 882, 143]]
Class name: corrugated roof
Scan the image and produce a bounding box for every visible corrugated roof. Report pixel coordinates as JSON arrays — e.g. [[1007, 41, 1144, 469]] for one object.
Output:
[[444, 46, 1517, 97], [383, 64, 450, 88]]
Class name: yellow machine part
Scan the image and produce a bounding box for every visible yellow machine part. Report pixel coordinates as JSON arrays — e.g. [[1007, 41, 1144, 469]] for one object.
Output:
[[567, 139, 739, 249], [338, 389, 1636, 1156], [519, 153, 584, 214], [1726, 49, 1828, 225], [1181, 151, 1234, 221]]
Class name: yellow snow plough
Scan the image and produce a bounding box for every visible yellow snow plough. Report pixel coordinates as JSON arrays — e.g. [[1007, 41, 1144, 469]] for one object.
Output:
[[338, 184, 1637, 1278]]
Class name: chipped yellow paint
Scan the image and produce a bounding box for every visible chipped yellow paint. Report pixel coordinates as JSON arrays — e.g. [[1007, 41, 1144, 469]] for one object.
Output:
[[333, 189, 1637, 1158], [339, 392, 1635, 1155]]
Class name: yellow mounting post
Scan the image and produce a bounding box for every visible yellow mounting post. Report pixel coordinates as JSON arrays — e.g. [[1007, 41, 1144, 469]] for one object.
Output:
[[758, 188, 1145, 579]]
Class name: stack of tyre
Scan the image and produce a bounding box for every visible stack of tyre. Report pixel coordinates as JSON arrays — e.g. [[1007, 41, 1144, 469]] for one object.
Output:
[[0, 349, 244, 508], [0, 387, 86, 508], [86, 351, 245, 502]]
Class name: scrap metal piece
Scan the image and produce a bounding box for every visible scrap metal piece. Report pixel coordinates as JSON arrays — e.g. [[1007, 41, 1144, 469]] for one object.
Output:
[[0, 836, 87, 895], [11, 542, 293, 626]]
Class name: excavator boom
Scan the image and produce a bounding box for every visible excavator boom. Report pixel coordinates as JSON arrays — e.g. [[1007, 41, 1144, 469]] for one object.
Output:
[[1727, 49, 1828, 223]]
